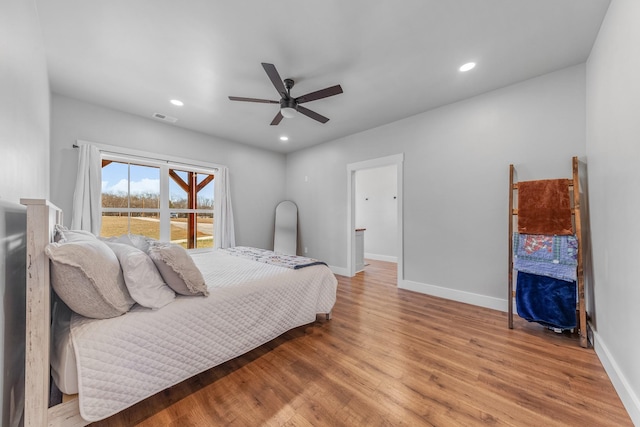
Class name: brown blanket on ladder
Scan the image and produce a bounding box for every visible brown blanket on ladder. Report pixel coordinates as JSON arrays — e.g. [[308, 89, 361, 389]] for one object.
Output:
[[517, 178, 572, 235]]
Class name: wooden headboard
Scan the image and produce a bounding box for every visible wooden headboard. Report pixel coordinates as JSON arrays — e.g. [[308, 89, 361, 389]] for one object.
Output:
[[21, 199, 88, 427]]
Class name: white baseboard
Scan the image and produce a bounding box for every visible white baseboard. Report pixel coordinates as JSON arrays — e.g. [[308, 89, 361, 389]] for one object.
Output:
[[328, 265, 349, 276], [592, 329, 640, 425], [364, 253, 398, 263], [399, 279, 508, 312]]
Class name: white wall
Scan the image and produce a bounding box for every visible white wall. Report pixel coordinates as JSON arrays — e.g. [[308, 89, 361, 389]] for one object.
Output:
[[586, 0, 640, 423], [0, 1, 49, 202], [0, 1, 50, 425], [286, 64, 586, 309], [355, 165, 397, 261], [50, 94, 287, 250]]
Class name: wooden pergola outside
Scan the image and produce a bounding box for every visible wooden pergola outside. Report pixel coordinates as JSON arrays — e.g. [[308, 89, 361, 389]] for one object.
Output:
[[169, 169, 214, 248]]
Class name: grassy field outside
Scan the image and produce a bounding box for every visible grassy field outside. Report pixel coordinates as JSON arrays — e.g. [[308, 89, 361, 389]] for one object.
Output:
[[101, 216, 214, 248]]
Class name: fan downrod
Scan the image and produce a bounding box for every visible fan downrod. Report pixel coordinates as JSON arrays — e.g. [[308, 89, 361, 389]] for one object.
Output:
[[284, 78, 295, 93]]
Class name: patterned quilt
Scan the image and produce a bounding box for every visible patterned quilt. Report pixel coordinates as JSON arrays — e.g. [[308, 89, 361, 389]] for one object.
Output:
[[513, 233, 578, 282], [221, 246, 328, 269]]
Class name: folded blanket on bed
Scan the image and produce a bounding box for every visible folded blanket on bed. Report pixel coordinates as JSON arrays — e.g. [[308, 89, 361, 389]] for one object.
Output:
[[517, 179, 573, 235], [516, 271, 577, 330], [221, 246, 327, 269], [513, 233, 578, 282]]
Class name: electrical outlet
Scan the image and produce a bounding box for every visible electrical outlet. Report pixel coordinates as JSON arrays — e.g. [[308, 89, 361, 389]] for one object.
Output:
[[304, 247, 308, 254]]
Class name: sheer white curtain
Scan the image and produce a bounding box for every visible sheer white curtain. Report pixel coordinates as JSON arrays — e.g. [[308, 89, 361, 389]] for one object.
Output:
[[71, 144, 102, 234], [214, 166, 236, 248]]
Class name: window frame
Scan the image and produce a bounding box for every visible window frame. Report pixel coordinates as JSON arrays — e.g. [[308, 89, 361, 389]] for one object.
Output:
[[93, 142, 221, 248]]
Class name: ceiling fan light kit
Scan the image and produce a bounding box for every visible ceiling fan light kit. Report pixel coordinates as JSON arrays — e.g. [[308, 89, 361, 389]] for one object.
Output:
[[280, 91, 297, 118], [229, 62, 343, 126], [281, 106, 297, 118]]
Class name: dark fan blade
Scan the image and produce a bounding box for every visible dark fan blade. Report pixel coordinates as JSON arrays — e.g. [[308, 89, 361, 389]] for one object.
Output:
[[228, 96, 279, 104], [262, 63, 288, 98], [295, 85, 343, 104], [270, 111, 284, 126], [297, 105, 329, 123]]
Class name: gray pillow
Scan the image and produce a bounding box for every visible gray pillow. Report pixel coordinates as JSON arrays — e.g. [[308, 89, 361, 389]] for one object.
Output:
[[45, 239, 135, 319], [106, 242, 176, 309], [54, 224, 96, 243], [147, 242, 208, 296]]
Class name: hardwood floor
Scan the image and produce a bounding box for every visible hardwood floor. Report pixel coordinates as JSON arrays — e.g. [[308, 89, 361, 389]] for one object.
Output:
[[91, 260, 632, 426]]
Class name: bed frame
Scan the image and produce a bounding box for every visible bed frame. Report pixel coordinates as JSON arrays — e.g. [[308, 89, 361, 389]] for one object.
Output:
[[22, 199, 87, 427], [22, 198, 333, 426]]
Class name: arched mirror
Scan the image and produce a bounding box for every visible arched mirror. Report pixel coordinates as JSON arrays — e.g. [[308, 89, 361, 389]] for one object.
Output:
[[274, 200, 297, 255]]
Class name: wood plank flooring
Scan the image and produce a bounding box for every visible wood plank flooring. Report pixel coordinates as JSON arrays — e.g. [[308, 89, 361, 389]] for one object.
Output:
[[91, 260, 632, 426]]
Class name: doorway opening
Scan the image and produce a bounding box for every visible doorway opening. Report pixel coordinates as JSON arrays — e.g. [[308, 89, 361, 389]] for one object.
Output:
[[347, 154, 403, 285]]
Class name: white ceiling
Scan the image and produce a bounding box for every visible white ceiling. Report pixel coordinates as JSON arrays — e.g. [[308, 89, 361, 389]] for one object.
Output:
[[37, 0, 611, 154]]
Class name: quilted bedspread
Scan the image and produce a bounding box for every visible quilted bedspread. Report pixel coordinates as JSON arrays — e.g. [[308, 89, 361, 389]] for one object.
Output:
[[69, 249, 337, 422]]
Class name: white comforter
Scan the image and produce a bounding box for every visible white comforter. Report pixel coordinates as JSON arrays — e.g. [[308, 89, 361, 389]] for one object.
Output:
[[69, 250, 337, 422]]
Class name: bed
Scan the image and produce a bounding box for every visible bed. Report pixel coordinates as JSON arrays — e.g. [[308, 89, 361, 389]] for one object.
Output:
[[21, 199, 337, 426]]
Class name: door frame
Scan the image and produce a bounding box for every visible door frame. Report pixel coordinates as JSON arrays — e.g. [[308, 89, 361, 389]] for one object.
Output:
[[347, 153, 404, 284]]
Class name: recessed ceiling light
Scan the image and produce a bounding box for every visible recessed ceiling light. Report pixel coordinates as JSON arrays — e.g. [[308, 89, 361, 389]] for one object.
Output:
[[459, 62, 476, 72], [280, 136, 289, 141], [170, 99, 184, 106]]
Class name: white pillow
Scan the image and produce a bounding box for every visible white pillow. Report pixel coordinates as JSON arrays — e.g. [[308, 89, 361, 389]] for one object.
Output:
[[106, 242, 176, 309], [147, 242, 208, 296], [45, 240, 135, 319]]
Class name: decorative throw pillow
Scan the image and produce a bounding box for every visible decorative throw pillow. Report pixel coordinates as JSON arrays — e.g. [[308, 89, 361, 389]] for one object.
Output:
[[45, 239, 135, 319], [54, 224, 96, 243], [147, 242, 208, 296], [105, 242, 176, 309]]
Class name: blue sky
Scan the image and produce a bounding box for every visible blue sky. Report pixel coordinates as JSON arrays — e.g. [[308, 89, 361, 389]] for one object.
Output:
[[102, 162, 214, 201], [102, 163, 159, 194]]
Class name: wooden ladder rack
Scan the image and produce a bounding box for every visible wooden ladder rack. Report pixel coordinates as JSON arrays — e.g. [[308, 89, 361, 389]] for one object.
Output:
[[508, 156, 587, 348]]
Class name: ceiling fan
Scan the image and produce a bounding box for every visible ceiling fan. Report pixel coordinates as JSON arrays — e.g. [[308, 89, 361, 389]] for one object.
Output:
[[228, 63, 343, 125]]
